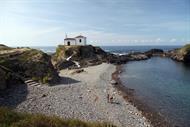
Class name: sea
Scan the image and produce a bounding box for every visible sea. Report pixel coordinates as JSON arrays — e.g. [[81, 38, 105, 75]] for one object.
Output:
[[31, 45, 180, 54], [32, 45, 190, 127]]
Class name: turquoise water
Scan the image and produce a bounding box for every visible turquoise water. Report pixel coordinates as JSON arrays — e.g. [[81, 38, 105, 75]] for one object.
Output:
[[121, 57, 190, 127]]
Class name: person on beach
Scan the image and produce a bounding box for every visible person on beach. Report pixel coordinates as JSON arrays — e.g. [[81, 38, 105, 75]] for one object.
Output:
[[106, 88, 115, 103], [107, 93, 110, 103]]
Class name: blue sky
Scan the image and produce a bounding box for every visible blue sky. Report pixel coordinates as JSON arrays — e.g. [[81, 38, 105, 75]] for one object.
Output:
[[0, 0, 190, 46]]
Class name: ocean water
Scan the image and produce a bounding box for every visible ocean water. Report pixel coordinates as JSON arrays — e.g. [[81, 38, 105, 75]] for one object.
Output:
[[120, 57, 190, 127], [31, 45, 181, 54], [101, 45, 181, 55]]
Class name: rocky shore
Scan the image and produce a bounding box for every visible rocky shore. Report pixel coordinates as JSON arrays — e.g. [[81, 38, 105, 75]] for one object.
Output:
[[52, 44, 190, 71], [1, 63, 152, 127], [166, 44, 190, 63], [1, 44, 189, 91], [0, 43, 190, 127]]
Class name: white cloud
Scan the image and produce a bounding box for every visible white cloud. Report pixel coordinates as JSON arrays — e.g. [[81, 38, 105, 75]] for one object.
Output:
[[170, 38, 177, 42], [155, 38, 162, 43]]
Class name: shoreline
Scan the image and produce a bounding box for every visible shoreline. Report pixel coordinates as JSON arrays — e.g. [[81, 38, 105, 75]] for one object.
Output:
[[1, 63, 151, 127], [112, 65, 171, 127]]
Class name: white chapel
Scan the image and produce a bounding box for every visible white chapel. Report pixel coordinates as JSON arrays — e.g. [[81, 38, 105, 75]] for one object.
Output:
[[64, 35, 87, 46]]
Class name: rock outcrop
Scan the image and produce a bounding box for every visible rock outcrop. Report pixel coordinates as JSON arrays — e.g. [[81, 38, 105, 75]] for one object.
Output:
[[52, 45, 151, 69], [106, 53, 148, 64], [145, 49, 164, 57], [0, 45, 60, 88], [52, 45, 107, 69], [167, 44, 190, 63]]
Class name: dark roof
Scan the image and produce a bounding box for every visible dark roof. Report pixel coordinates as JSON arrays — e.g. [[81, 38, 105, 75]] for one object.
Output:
[[64, 38, 76, 40], [75, 35, 86, 38]]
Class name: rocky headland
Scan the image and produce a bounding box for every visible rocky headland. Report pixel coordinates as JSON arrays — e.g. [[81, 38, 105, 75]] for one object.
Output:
[[52, 44, 190, 70], [0, 43, 190, 127], [51, 45, 107, 70], [1, 44, 189, 90], [166, 44, 190, 63], [51, 45, 151, 70]]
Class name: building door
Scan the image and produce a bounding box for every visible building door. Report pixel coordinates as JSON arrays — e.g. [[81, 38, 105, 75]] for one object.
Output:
[[67, 41, 70, 46]]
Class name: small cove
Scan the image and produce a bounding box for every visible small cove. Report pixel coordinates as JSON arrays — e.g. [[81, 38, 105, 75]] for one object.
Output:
[[120, 57, 190, 127]]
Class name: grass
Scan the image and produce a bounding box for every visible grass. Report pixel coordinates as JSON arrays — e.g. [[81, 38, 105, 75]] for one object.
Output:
[[0, 107, 116, 127], [0, 48, 56, 84], [178, 44, 190, 54]]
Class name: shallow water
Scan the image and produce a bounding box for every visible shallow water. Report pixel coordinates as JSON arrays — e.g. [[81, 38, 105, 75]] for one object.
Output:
[[120, 57, 190, 127]]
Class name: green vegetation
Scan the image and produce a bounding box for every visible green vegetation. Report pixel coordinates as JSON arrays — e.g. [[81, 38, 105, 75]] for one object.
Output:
[[178, 44, 190, 54], [0, 47, 59, 84], [18, 49, 45, 62], [0, 107, 116, 127], [0, 44, 12, 50], [54, 45, 80, 59]]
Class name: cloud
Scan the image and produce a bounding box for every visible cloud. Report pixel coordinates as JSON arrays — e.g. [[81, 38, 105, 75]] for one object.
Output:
[[170, 38, 177, 42], [0, 0, 189, 46]]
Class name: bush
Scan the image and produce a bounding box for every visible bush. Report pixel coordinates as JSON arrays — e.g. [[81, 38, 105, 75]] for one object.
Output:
[[178, 44, 190, 54]]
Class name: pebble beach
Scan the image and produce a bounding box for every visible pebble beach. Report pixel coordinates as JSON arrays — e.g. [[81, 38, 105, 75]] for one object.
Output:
[[1, 63, 152, 127]]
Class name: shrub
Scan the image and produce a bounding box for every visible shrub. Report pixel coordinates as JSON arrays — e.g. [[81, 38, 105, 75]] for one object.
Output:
[[178, 44, 190, 54], [0, 107, 116, 127]]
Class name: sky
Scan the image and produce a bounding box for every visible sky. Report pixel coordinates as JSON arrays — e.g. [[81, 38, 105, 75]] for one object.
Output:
[[0, 0, 190, 46]]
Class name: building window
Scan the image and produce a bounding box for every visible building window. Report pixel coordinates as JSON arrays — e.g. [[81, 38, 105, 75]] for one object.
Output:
[[79, 39, 82, 43]]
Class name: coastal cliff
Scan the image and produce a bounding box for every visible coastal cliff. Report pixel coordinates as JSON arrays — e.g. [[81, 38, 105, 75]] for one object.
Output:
[[52, 45, 151, 70], [167, 44, 190, 63], [52, 45, 108, 69], [0, 45, 59, 90]]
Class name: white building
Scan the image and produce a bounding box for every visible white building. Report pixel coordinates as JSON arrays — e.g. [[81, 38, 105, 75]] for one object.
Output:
[[64, 35, 87, 46]]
